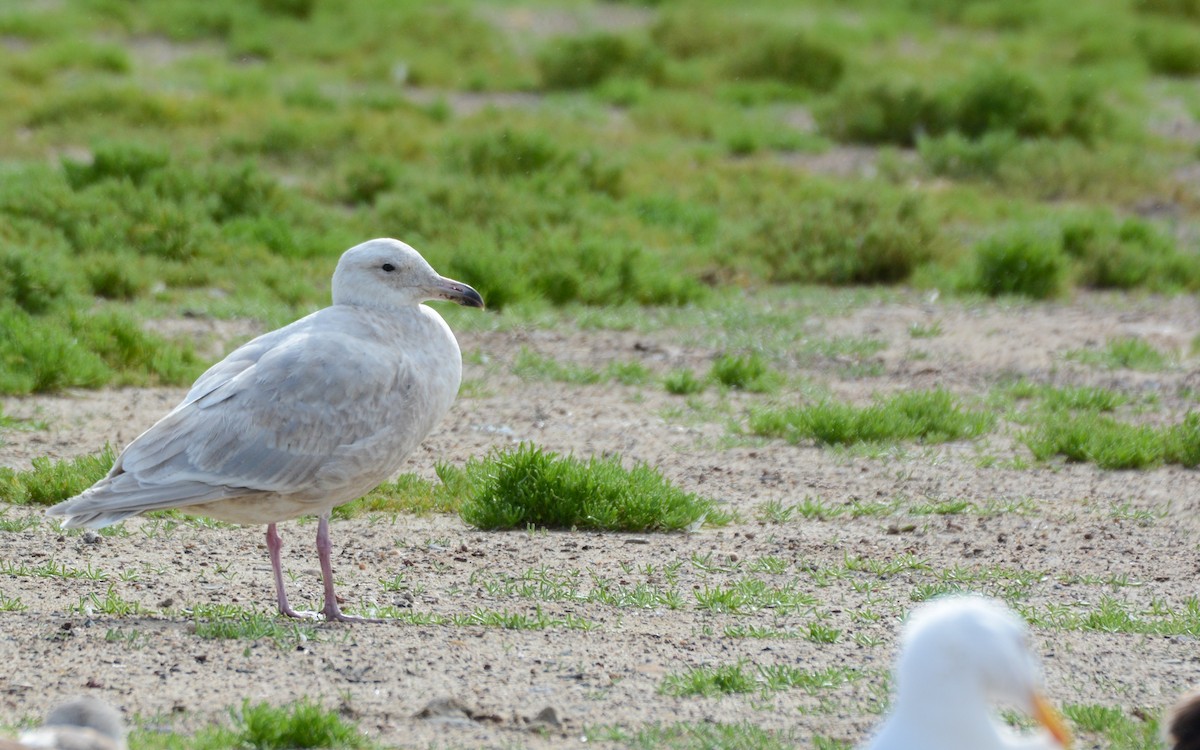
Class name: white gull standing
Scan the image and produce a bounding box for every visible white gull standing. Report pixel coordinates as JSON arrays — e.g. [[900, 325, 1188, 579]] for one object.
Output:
[[863, 595, 1072, 750], [47, 238, 484, 623]]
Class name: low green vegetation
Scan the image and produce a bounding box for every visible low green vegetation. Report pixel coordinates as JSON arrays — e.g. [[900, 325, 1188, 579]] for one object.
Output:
[[709, 352, 781, 393], [0, 0, 1195, 395], [583, 721, 804, 750], [130, 698, 370, 750], [472, 566, 685, 610], [362, 604, 596, 630], [456, 443, 731, 531], [1068, 337, 1171, 371], [0, 445, 116, 505], [1023, 412, 1200, 469], [694, 578, 818, 615], [1004, 382, 1131, 414], [1023, 595, 1200, 636], [660, 661, 758, 697], [664, 369, 706, 396], [749, 389, 993, 446], [817, 65, 1111, 148], [73, 584, 143, 617], [971, 228, 1068, 300], [660, 660, 860, 698], [1063, 703, 1161, 750], [332, 472, 462, 518], [191, 604, 319, 647]]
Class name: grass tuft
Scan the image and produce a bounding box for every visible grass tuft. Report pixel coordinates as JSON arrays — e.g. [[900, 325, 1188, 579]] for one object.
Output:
[[818, 66, 1111, 147], [0, 445, 116, 505], [233, 698, 367, 749], [1068, 337, 1169, 372], [709, 352, 780, 393], [750, 389, 993, 446], [1023, 412, 1200, 469], [972, 228, 1067, 299], [733, 183, 939, 285], [536, 33, 663, 90], [726, 31, 844, 91], [333, 471, 462, 518], [661, 661, 758, 697], [456, 443, 729, 532], [664, 369, 705, 396]]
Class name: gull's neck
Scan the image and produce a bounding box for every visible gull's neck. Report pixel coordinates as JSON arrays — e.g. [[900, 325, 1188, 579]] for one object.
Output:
[[893, 679, 1010, 750]]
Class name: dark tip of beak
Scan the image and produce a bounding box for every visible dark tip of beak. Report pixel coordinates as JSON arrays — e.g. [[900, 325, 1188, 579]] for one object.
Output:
[[439, 278, 485, 309], [459, 285, 485, 309]]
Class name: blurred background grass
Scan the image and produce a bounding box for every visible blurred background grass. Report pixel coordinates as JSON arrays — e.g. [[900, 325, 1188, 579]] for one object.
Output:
[[2, 0, 1199, 394]]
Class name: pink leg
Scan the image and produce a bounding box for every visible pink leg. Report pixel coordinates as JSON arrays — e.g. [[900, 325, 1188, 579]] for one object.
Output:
[[316, 512, 379, 623], [266, 523, 318, 620]]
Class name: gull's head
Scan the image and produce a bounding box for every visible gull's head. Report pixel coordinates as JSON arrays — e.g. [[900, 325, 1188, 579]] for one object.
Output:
[[1168, 689, 1200, 750], [331, 238, 484, 310], [895, 595, 1071, 747]]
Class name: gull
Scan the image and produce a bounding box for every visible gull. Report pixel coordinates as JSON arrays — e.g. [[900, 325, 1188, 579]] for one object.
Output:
[[47, 238, 483, 622], [17, 696, 125, 750], [1169, 689, 1200, 750], [864, 595, 1072, 750]]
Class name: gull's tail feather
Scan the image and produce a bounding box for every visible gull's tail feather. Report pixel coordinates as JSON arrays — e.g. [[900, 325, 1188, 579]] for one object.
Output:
[[46, 474, 247, 529], [52, 509, 144, 530]]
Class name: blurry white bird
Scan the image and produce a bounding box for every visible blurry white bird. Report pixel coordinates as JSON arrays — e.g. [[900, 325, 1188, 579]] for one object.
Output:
[[864, 595, 1072, 750], [17, 696, 125, 750], [47, 238, 483, 622]]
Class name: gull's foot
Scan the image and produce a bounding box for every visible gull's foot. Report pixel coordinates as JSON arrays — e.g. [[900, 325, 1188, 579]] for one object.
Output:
[[278, 605, 322, 621], [321, 599, 383, 624]]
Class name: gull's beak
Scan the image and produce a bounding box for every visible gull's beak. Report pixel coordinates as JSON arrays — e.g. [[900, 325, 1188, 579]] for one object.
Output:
[[1032, 692, 1072, 748], [434, 276, 484, 309]]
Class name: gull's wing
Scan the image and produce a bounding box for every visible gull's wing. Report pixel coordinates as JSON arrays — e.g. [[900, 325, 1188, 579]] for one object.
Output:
[[48, 311, 440, 527]]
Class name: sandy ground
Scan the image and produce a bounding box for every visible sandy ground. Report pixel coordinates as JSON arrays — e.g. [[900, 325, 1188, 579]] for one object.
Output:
[[2, 290, 1200, 748]]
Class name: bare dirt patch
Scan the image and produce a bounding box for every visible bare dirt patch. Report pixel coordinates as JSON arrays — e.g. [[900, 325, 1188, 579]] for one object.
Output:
[[2, 291, 1200, 747]]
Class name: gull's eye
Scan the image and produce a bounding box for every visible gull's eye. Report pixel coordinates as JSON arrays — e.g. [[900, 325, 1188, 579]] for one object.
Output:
[[381, 263, 396, 272]]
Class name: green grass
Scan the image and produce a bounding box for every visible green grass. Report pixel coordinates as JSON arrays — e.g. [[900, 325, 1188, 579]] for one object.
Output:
[[360, 604, 596, 630], [0, 445, 116, 505], [660, 661, 860, 698], [1037, 384, 1130, 413], [1068, 337, 1170, 371], [0, 510, 39, 532], [660, 661, 758, 697], [664, 368, 706, 395], [73, 584, 143, 617], [232, 698, 368, 749], [1023, 411, 1200, 469], [332, 471, 462, 518], [0, 558, 108, 581], [130, 698, 370, 750], [190, 604, 319, 647], [1023, 595, 1200, 636], [0, 0, 1197, 395], [511, 348, 605, 385], [709, 352, 781, 393], [456, 443, 730, 532], [971, 227, 1068, 299], [473, 566, 684, 610], [908, 321, 943, 338], [1063, 704, 1161, 750], [582, 721, 803, 750], [693, 578, 818, 615], [0, 593, 27, 612], [749, 389, 994, 446]]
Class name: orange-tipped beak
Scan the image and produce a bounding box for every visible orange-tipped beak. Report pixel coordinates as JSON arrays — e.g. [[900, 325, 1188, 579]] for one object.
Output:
[[1032, 692, 1072, 748]]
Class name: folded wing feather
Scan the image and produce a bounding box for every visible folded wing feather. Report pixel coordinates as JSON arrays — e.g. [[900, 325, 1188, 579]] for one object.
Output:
[[49, 313, 429, 527]]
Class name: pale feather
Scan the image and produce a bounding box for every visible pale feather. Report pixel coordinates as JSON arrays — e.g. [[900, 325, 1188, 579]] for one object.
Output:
[[48, 304, 461, 527]]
